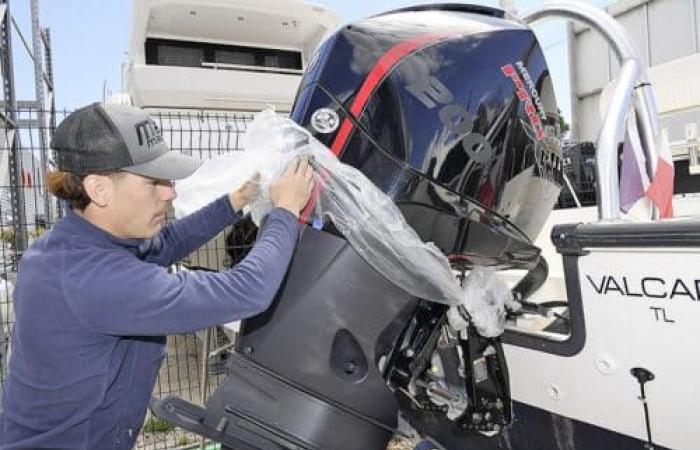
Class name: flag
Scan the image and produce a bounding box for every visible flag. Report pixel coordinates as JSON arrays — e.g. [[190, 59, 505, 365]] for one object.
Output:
[[619, 112, 650, 213], [645, 129, 674, 218], [619, 111, 674, 218]]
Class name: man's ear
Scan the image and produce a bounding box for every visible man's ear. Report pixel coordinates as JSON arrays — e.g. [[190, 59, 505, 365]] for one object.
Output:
[[82, 175, 112, 208]]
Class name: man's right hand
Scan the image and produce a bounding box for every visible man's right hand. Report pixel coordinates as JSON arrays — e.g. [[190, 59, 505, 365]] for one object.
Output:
[[269, 157, 315, 217]]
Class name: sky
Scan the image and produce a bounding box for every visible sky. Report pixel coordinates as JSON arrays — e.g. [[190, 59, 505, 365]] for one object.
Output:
[[9, 0, 612, 119]]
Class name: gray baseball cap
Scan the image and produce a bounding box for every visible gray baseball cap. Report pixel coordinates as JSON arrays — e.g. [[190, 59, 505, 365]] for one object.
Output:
[[51, 102, 202, 180]]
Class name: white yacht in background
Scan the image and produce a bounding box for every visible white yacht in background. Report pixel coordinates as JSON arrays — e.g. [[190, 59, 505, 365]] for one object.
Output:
[[125, 0, 340, 114]]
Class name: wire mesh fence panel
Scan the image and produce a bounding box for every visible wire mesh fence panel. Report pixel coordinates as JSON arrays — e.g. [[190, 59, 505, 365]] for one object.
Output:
[[557, 141, 598, 209], [0, 108, 65, 391]]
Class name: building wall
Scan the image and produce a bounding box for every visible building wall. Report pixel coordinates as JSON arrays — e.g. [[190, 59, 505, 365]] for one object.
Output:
[[570, 0, 700, 143]]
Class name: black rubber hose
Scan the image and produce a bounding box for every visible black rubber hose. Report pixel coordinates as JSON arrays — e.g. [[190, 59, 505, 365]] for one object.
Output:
[[511, 255, 549, 303]]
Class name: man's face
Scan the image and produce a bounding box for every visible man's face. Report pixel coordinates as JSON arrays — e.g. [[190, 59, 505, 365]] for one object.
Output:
[[107, 172, 176, 239]]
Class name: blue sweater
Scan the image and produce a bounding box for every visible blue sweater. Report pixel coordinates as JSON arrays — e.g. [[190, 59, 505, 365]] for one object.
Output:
[[0, 197, 299, 450]]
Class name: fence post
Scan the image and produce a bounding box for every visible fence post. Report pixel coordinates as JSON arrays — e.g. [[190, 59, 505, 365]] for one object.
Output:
[[31, 0, 52, 224], [1, 0, 28, 262]]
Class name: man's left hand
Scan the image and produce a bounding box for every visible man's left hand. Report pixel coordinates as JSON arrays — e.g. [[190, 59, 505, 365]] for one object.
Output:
[[229, 173, 261, 212]]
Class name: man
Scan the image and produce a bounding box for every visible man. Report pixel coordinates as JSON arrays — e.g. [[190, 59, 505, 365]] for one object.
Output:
[[0, 103, 314, 449]]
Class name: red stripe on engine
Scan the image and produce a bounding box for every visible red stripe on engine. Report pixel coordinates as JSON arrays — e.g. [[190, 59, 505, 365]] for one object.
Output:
[[329, 33, 449, 156], [329, 119, 355, 155], [302, 32, 452, 224]]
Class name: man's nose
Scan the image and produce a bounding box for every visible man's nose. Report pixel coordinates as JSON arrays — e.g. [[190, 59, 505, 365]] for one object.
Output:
[[161, 183, 177, 201]]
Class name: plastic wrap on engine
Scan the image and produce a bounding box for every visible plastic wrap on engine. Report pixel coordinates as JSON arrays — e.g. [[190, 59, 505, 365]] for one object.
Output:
[[174, 110, 513, 336]]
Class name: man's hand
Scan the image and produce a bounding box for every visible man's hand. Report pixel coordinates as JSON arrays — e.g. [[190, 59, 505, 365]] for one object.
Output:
[[229, 173, 261, 212], [269, 158, 315, 218]]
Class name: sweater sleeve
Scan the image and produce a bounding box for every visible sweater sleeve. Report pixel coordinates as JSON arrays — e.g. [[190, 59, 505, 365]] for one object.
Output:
[[139, 195, 241, 266], [65, 208, 300, 336]]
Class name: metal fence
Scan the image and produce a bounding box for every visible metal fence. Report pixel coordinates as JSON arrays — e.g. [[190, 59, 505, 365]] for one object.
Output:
[[0, 107, 59, 391], [557, 141, 598, 209], [0, 107, 258, 450]]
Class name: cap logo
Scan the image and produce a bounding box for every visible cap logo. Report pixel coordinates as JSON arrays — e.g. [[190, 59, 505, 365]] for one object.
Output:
[[134, 120, 164, 148]]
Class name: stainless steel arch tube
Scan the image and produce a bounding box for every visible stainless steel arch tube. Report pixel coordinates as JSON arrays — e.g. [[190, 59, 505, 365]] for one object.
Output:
[[521, 0, 661, 220]]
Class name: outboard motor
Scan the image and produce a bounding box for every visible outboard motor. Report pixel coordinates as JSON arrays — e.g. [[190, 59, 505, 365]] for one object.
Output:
[[153, 4, 563, 450]]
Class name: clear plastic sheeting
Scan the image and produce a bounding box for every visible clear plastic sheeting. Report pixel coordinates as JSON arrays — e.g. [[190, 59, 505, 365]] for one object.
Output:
[[447, 267, 517, 338], [174, 110, 514, 335]]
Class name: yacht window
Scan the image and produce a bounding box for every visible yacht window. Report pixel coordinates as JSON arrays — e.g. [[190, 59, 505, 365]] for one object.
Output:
[[263, 52, 300, 69], [264, 55, 281, 68], [216, 50, 256, 67], [146, 38, 302, 72], [156, 45, 204, 68]]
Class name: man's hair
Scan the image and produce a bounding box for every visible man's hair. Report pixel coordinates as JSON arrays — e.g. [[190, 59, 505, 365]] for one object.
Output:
[[47, 170, 123, 210]]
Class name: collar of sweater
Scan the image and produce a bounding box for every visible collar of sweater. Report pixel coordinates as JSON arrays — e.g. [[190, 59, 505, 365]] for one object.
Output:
[[55, 208, 152, 255]]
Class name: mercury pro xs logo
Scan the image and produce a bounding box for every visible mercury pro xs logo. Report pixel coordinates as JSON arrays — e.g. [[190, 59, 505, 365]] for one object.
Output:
[[501, 62, 546, 141]]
